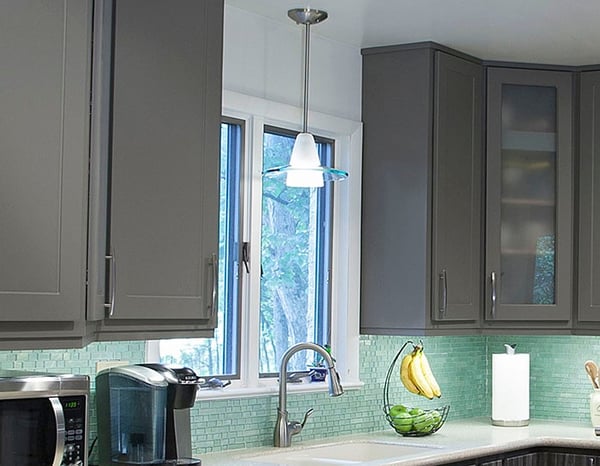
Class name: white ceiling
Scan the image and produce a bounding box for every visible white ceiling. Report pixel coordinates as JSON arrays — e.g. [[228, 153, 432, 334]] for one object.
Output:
[[226, 0, 600, 66]]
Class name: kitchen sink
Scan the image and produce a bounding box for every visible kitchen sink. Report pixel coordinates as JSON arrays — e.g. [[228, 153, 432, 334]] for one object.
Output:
[[242, 439, 443, 465]]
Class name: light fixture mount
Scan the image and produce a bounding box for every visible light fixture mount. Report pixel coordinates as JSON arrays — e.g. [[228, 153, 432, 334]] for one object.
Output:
[[287, 8, 328, 26]]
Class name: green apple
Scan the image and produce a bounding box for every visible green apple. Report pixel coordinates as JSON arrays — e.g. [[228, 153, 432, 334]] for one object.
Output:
[[409, 407, 424, 416], [413, 412, 435, 433], [388, 404, 408, 418], [391, 411, 413, 433], [430, 410, 442, 428]]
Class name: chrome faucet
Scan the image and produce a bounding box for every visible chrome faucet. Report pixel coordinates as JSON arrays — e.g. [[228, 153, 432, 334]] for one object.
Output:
[[274, 342, 344, 447]]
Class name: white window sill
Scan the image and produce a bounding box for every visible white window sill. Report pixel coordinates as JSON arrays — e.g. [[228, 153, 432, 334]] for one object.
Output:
[[194, 379, 364, 401]]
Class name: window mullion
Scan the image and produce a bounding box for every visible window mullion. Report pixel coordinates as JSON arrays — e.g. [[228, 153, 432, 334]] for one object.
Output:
[[239, 116, 266, 388]]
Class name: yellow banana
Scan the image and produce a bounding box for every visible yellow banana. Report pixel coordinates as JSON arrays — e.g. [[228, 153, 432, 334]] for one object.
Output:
[[400, 352, 421, 395], [408, 348, 434, 399], [420, 350, 442, 398]]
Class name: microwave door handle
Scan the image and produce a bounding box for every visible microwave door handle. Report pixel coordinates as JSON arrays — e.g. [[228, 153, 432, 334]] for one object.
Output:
[[49, 397, 66, 466]]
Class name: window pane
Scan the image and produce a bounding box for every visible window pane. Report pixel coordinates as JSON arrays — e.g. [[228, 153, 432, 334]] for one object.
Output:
[[157, 121, 242, 377], [260, 129, 333, 375]]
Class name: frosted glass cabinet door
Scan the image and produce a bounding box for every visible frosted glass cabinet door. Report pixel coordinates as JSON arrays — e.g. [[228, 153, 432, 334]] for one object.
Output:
[[485, 68, 573, 322]]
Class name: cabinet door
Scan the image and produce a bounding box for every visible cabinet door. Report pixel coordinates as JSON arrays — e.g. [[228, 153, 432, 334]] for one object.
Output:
[[485, 68, 573, 322], [431, 51, 483, 323], [0, 2, 91, 335], [504, 452, 538, 466], [579, 71, 600, 322], [543, 451, 600, 466], [100, 0, 222, 337]]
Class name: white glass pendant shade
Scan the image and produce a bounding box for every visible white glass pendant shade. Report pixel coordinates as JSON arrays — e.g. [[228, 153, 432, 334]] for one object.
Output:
[[289, 133, 321, 168], [286, 133, 324, 187]]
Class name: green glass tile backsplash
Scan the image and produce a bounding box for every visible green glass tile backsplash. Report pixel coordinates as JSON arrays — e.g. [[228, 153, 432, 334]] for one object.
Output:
[[0, 335, 597, 456]]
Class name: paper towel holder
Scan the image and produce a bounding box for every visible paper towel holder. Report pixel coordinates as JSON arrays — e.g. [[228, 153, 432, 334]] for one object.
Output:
[[492, 344, 529, 427], [504, 344, 517, 355]]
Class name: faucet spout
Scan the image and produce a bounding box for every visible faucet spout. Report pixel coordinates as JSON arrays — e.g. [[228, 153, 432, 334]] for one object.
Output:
[[274, 342, 344, 447]]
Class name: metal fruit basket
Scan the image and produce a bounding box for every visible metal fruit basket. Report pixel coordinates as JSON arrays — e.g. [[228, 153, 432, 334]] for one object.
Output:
[[383, 340, 450, 437]]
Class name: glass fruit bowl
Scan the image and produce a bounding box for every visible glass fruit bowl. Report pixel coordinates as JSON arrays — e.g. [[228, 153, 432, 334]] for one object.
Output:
[[383, 340, 449, 436]]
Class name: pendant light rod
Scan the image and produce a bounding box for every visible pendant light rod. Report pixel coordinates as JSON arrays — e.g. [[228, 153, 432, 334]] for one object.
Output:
[[302, 21, 310, 133], [288, 9, 328, 133]]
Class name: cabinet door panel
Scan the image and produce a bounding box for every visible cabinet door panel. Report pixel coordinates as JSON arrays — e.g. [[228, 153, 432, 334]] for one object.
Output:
[[504, 452, 538, 466], [432, 51, 482, 322], [0, 1, 91, 323], [543, 451, 600, 466], [579, 71, 600, 322], [108, 0, 222, 322], [485, 67, 573, 322]]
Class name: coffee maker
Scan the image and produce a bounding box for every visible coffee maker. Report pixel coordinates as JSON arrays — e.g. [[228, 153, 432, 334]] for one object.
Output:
[[96, 364, 202, 465]]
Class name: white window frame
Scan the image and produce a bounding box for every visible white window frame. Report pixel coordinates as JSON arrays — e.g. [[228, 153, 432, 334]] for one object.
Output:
[[147, 90, 363, 399]]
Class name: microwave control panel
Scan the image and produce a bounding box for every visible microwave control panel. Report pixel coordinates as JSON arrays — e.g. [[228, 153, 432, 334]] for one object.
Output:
[[60, 395, 86, 466]]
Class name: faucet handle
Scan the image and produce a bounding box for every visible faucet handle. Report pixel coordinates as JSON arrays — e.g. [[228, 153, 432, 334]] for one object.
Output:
[[288, 408, 314, 438], [301, 408, 314, 428]]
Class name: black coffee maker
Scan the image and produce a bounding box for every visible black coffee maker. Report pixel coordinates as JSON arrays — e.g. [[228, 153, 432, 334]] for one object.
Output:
[[140, 364, 201, 463], [96, 364, 202, 465]]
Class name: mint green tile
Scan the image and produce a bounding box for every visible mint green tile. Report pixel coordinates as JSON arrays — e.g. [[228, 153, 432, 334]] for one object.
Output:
[[3, 333, 598, 457]]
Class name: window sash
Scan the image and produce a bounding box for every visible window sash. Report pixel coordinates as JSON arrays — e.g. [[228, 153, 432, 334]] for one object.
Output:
[[259, 127, 335, 377]]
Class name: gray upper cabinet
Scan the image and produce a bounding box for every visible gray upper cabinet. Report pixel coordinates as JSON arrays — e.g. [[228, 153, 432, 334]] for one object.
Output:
[[0, 0, 223, 348], [485, 67, 573, 327], [361, 44, 483, 334], [578, 71, 600, 325], [95, 0, 223, 340], [0, 1, 93, 347]]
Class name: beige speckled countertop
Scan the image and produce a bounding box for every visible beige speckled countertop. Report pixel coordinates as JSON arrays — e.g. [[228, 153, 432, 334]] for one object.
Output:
[[199, 418, 600, 465]]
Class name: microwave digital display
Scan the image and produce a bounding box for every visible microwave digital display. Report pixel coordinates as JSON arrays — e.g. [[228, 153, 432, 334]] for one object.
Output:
[[64, 400, 80, 410]]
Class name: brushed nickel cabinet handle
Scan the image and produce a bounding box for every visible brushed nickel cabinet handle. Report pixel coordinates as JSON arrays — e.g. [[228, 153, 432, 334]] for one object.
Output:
[[439, 269, 448, 317], [210, 253, 217, 318], [104, 252, 116, 317], [491, 271, 497, 319]]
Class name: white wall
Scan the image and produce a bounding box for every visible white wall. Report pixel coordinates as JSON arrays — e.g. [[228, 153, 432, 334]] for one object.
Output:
[[223, 5, 362, 123]]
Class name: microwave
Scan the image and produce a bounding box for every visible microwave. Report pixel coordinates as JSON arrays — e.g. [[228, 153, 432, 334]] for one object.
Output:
[[0, 369, 89, 466]]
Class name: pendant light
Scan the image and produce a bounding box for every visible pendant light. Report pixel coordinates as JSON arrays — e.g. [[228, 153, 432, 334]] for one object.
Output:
[[263, 8, 348, 188]]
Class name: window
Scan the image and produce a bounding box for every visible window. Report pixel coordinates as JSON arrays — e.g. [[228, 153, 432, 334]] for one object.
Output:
[[147, 90, 362, 395], [259, 127, 333, 375]]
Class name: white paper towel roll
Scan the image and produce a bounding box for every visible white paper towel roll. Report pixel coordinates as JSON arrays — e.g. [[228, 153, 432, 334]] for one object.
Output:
[[492, 353, 529, 426]]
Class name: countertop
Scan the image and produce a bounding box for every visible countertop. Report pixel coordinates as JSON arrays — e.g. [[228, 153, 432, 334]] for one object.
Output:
[[198, 418, 600, 465]]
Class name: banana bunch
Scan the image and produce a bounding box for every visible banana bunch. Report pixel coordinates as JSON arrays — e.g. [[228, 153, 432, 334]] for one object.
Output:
[[400, 345, 441, 399]]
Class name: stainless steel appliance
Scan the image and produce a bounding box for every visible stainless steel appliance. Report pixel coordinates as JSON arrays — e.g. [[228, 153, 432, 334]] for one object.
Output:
[[96, 364, 201, 466], [0, 369, 90, 466]]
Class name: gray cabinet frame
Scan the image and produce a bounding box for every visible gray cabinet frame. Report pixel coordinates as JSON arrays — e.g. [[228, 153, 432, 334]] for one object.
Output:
[[360, 44, 483, 334]]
